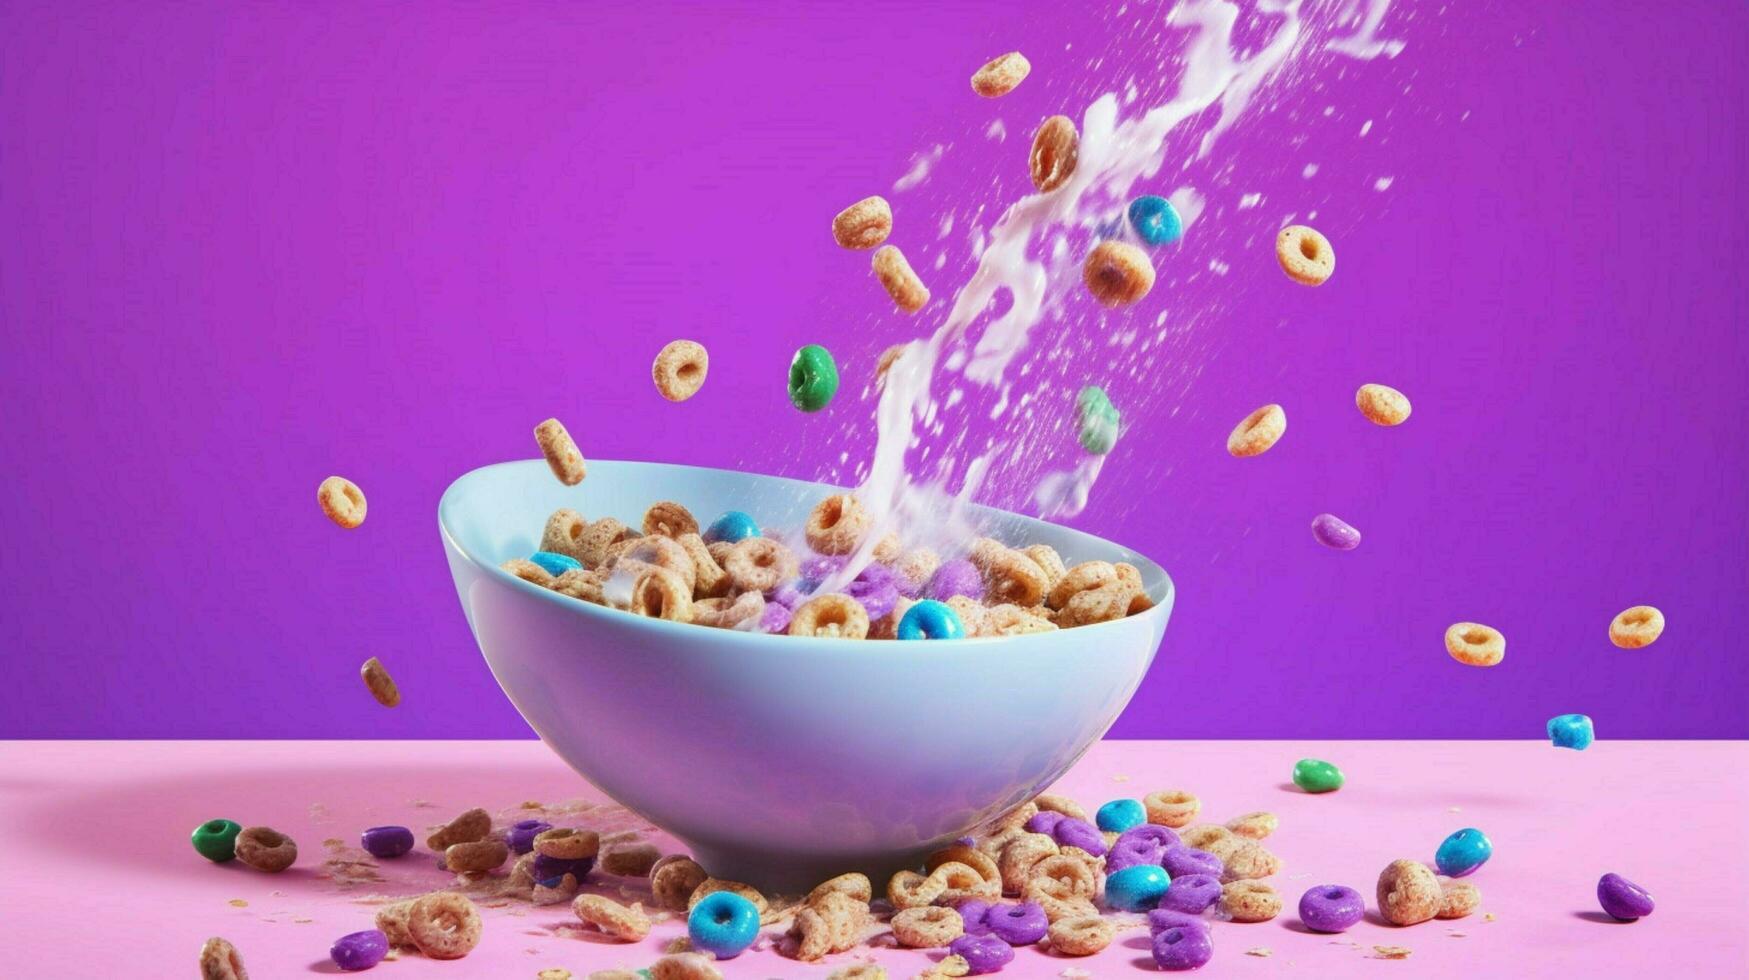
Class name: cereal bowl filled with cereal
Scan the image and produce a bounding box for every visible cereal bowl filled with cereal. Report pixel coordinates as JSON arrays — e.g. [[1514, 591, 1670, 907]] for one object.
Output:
[[440, 458, 1172, 890]]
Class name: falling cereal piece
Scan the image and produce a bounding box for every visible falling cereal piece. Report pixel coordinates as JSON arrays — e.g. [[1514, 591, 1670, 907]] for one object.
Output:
[[873, 245, 930, 313], [971, 52, 1031, 97], [1356, 383, 1412, 426], [1082, 242, 1155, 307], [1608, 605, 1665, 649], [1029, 116, 1079, 192], [532, 418, 586, 486], [1276, 225, 1335, 285], [1373, 945, 1413, 960], [652, 340, 709, 402], [1445, 622, 1505, 667], [1227, 404, 1287, 457], [832, 196, 893, 250], [360, 657, 401, 708], [317, 476, 367, 529]]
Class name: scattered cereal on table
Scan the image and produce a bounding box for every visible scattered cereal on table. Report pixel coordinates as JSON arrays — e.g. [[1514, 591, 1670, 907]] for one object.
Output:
[[234, 826, 298, 873], [329, 929, 389, 972], [1247, 946, 1273, 957], [1548, 712, 1595, 750], [192, 818, 242, 863], [199, 937, 247, 980], [1373, 945, 1414, 959]]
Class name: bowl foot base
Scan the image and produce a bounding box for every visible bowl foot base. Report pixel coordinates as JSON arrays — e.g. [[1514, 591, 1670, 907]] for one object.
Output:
[[686, 841, 936, 895]]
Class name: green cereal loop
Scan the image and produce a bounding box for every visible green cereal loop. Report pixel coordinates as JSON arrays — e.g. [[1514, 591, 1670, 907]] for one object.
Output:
[[192, 818, 243, 862], [1076, 385, 1120, 455], [1292, 758, 1345, 794], [788, 344, 839, 413]]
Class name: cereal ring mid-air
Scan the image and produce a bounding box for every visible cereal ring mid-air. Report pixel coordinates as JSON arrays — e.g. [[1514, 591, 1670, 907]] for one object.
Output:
[[832, 196, 892, 250], [1227, 404, 1287, 457], [533, 418, 586, 485], [1030, 115, 1079, 192], [1276, 225, 1334, 285], [971, 51, 1031, 97], [317, 476, 367, 529], [1445, 622, 1505, 667], [873, 245, 930, 313], [1083, 241, 1155, 307], [652, 340, 709, 402], [1608, 605, 1664, 648], [1356, 383, 1412, 425]]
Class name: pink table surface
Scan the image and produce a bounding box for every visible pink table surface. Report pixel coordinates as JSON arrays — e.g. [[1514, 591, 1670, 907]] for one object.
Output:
[[3, 739, 1744, 977]]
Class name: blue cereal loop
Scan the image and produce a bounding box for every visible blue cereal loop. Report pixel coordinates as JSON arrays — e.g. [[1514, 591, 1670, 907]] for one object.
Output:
[[705, 510, 761, 544], [1128, 195, 1183, 247], [898, 599, 967, 640], [528, 551, 582, 576], [687, 891, 761, 959]]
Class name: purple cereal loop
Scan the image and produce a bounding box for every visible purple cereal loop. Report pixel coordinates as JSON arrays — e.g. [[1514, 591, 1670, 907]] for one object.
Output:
[[1116, 824, 1180, 850], [1051, 818, 1107, 857], [772, 581, 809, 609], [801, 555, 846, 580], [1157, 873, 1222, 914], [1297, 883, 1365, 933], [760, 601, 793, 633], [848, 580, 899, 621], [955, 899, 994, 936], [1162, 845, 1223, 880], [1311, 513, 1362, 550], [507, 819, 552, 855], [329, 929, 389, 971], [1147, 908, 1211, 936], [927, 559, 984, 601], [1106, 836, 1167, 873], [1151, 924, 1215, 971], [1024, 811, 1065, 836], [948, 933, 1015, 974], [983, 902, 1048, 946], [1597, 873, 1654, 920]]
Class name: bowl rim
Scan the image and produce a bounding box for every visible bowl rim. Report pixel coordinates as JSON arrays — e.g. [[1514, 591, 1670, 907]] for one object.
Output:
[[439, 458, 1175, 651]]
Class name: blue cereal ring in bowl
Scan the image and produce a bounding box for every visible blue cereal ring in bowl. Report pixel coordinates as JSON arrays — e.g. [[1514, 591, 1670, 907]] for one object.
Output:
[[439, 459, 1174, 890]]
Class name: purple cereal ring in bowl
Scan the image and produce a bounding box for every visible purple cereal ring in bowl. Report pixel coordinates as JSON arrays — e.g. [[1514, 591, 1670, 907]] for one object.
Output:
[[1158, 873, 1222, 914], [440, 459, 1174, 890], [1051, 817, 1108, 857], [1163, 845, 1223, 880]]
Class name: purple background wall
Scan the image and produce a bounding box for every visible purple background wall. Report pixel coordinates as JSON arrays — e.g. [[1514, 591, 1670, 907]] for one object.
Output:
[[2, 1, 1744, 739]]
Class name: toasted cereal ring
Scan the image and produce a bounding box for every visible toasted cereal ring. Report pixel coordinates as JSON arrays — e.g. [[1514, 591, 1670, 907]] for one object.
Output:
[[502, 557, 556, 588], [1056, 584, 1144, 628], [540, 508, 590, 560], [1046, 915, 1114, 956], [651, 856, 708, 912], [971, 51, 1031, 98], [1436, 877, 1482, 919], [234, 826, 297, 873], [691, 591, 765, 630], [1276, 225, 1334, 286], [199, 937, 248, 980], [805, 494, 873, 555], [675, 533, 727, 597], [998, 832, 1060, 893], [929, 861, 999, 903], [534, 827, 600, 860], [533, 418, 587, 485], [789, 593, 871, 639], [573, 895, 652, 941], [790, 907, 834, 961], [317, 476, 367, 529], [1445, 622, 1505, 667], [446, 839, 509, 873], [1046, 561, 1118, 610], [1030, 115, 1079, 192], [927, 846, 1002, 891], [985, 604, 1057, 635], [1227, 404, 1287, 457], [893, 549, 941, 593], [552, 567, 606, 604], [617, 535, 698, 592], [887, 870, 947, 910], [578, 518, 637, 568], [812, 890, 871, 952], [652, 340, 709, 402], [532, 872, 580, 905], [893, 906, 964, 948], [1356, 383, 1412, 426], [1083, 241, 1155, 307], [872, 245, 930, 313], [995, 801, 1041, 833], [1225, 811, 1278, 840], [688, 878, 769, 914], [832, 196, 893, 251], [375, 900, 415, 946], [1376, 860, 1441, 926], [631, 567, 693, 621], [426, 807, 491, 851], [1609, 605, 1664, 649], [1026, 854, 1098, 900], [642, 501, 699, 538], [1033, 794, 1089, 822], [977, 548, 1050, 607], [826, 965, 886, 980], [875, 343, 908, 389], [931, 953, 973, 978], [867, 595, 910, 639], [408, 891, 482, 959], [1178, 824, 1233, 853], [1033, 893, 1099, 924], [599, 841, 660, 877], [650, 952, 724, 980], [808, 872, 873, 907], [725, 537, 799, 594], [873, 531, 902, 563], [1021, 545, 1066, 590], [360, 656, 401, 707], [1219, 880, 1282, 923], [944, 595, 990, 637], [1222, 842, 1282, 882], [1144, 791, 1201, 829]]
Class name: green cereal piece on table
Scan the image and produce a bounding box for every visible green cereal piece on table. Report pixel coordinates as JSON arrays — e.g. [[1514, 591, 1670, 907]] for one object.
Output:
[[1292, 758, 1345, 794], [788, 344, 839, 412], [192, 818, 243, 862], [1077, 385, 1120, 455]]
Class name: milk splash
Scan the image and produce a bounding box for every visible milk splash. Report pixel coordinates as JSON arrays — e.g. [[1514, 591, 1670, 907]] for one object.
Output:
[[823, 0, 1401, 594]]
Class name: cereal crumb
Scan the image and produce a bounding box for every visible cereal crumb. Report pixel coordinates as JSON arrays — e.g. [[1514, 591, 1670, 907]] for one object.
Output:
[[1246, 947, 1273, 957], [538, 971, 574, 980], [1449, 931, 1468, 938], [1373, 945, 1413, 960], [520, 800, 545, 810], [228, 899, 248, 908], [1484, 912, 1497, 921], [292, 917, 314, 924], [1060, 970, 1093, 979], [1449, 806, 1462, 812], [1112, 774, 1130, 782]]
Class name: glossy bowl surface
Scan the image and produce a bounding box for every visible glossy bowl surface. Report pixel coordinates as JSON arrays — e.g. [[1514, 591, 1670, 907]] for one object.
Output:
[[440, 459, 1173, 889]]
